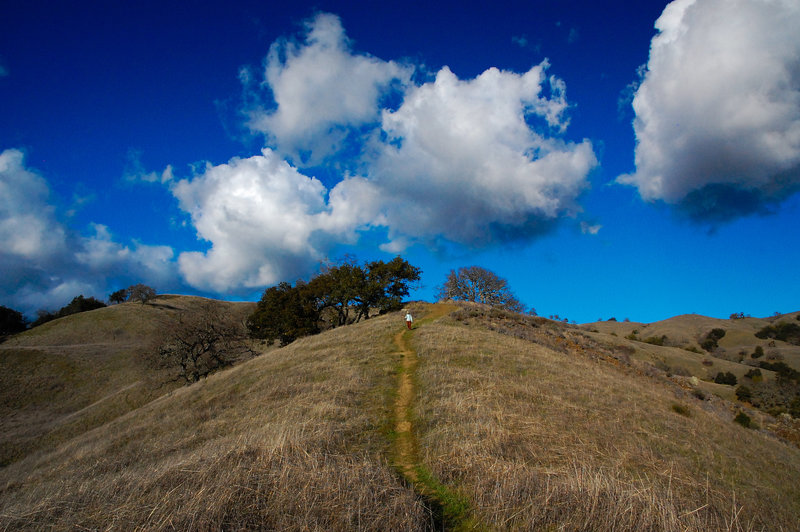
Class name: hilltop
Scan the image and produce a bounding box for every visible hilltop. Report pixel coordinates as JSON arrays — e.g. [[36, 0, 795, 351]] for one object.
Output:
[[1, 300, 799, 530]]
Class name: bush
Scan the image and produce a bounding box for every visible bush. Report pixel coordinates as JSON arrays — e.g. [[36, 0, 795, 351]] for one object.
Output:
[[734, 411, 752, 428], [759, 361, 800, 384], [701, 328, 726, 352], [744, 368, 763, 382], [755, 322, 800, 345], [643, 335, 667, 346], [671, 404, 691, 417], [714, 371, 737, 385], [751, 345, 764, 358], [735, 385, 752, 402], [790, 397, 800, 419]]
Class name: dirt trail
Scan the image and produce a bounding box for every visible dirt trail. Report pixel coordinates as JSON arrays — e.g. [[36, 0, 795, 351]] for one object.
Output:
[[391, 303, 460, 512]]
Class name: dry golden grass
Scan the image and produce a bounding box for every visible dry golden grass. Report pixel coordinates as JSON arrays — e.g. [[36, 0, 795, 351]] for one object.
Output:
[[0, 313, 430, 530], [411, 304, 800, 530], [0, 296, 256, 467], [4, 300, 800, 530]]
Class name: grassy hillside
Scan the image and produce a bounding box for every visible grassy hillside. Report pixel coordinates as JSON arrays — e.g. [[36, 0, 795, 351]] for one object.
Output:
[[1, 301, 799, 530], [0, 295, 255, 466]]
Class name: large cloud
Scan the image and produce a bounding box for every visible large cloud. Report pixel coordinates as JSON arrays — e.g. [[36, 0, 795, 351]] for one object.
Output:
[[172, 149, 380, 292], [619, 0, 800, 220], [370, 64, 597, 249], [0, 148, 178, 314], [246, 12, 412, 165]]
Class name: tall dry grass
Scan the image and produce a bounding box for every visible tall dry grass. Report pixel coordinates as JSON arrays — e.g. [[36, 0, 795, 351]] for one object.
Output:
[[411, 305, 800, 530], [0, 314, 431, 530]]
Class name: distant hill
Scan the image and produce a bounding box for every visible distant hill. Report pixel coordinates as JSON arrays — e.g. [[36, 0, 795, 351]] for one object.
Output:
[[0, 301, 798, 530], [0, 295, 255, 466]]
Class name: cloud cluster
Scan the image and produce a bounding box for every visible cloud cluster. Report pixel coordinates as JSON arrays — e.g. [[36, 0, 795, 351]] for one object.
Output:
[[0, 149, 177, 314], [620, 0, 800, 220], [172, 14, 596, 292]]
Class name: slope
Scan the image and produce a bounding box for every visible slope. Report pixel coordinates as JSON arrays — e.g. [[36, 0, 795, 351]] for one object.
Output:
[[0, 295, 255, 466], [1, 303, 799, 530]]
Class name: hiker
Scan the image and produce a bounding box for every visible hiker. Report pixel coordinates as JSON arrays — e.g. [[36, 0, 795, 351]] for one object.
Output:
[[405, 310, 413, 330]]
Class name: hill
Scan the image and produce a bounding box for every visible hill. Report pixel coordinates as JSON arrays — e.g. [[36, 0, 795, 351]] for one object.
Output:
[[0, 295, 255, 466], [1, 301, 799, 530]]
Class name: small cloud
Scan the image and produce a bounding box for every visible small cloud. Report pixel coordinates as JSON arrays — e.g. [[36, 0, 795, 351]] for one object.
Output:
[[580, 221, 602, 235], [512, 35, 528, 48], [123, 149, 174, 184], [567, 28, 579, 44]]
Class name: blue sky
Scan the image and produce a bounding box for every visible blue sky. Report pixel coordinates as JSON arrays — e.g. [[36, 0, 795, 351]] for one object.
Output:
[[2, 0, 799, 323]]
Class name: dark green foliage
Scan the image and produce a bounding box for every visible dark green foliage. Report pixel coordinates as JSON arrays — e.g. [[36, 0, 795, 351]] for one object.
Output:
[[31, 295, 107, 327], [643, 335, 667, 346], [734, 411, 751, 428], [735, 385, 752, 402], [248, 256, 421, 346], [109, 289, 128, 304], [248, 281, 320, 346], [701, 328, 726, 352], [759, 361, 800, 384], [751, 345, 764, 358], [790, 396, 800, 418], [744, 368, 763, 382], [714, 371, 737, 385], [755, 322, 800, 345], [0, 305, 28, 336]]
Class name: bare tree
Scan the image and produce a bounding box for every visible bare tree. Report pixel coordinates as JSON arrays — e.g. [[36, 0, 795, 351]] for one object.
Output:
[[127, 284, 157, 305], [156, 301, 256, 383], [436, 266, 526, 312]]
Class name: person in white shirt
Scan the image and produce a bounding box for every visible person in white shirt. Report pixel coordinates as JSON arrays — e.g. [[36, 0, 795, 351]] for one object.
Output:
[[405, 311, 413, 330]]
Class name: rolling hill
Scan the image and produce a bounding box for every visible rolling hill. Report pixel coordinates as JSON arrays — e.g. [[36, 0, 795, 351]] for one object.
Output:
[[1, 299, 799, 530]]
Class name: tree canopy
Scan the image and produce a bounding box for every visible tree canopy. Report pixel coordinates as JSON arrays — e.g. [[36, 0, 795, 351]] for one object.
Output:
[[436, 266, 525, 312], [0, 305, 27, 337], [248, 256, 421, 345]]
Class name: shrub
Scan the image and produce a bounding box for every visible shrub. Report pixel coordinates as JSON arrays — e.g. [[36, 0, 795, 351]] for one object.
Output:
[[714, 371, 737, 385], [701, 328, 726, 352], [744, 368, 763, 382], [790, 397, 800, 419], [751, 345, 764, 358], [671, 404, 691, 417], [643, 335, 667, 346], [735, 385, 752, 402], [755, 322, 800, 345], [759, 361, 800, 384], [734, 411, 752, 428]]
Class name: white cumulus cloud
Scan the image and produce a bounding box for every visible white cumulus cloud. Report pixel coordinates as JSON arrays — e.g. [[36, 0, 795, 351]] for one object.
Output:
[[246, 12, 412, 165], [172, 149, 374, 292], [370, 64, 597, 248], [619, 0, 800, 220]]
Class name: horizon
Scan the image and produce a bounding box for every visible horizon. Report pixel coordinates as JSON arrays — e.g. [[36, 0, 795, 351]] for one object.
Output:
[[2, 0, 799, 323]]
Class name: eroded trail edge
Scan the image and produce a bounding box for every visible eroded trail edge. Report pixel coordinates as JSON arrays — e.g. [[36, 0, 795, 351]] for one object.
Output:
[[390, 303, 477, 530]]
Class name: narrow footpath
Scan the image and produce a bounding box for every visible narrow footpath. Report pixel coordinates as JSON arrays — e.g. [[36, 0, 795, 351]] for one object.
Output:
[[390, 303, 479, 531]]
